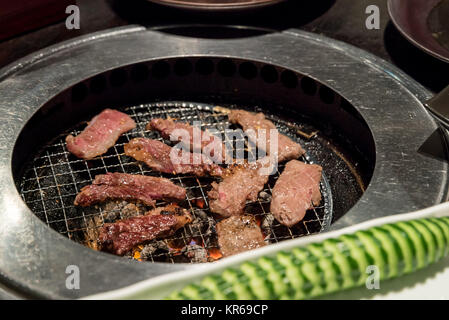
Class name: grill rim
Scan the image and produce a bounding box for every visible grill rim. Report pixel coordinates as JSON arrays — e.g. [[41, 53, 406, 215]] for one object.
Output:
[[0, 25, 446, 299]]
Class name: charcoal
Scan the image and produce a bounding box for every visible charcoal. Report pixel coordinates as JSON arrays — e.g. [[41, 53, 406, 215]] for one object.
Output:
[[102, 201, 146, 222], [181, 244, 208, 263], [140, 240, 170, 260]]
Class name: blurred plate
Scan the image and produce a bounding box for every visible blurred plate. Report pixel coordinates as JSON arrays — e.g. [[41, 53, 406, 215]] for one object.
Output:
[[388, 0, 449, 63], [147, 0, 286, 11]]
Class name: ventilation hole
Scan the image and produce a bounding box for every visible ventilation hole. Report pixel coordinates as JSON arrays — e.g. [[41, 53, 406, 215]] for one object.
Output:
[[152, 61, 170, 79], [71, 83, 88, 102], [130, 63, 149, 82], [174, 59, 193, 76], [280, 70, 298, 89], [260, 65, 278, 83], [195, 58, 214, 75], [319, 85, 335, 104], [217, 59, 236, 77], [90, 75, 107, 94], [301, 76, 317, 96], [239, 62, 258, 80], [110, 69, 127, 87]]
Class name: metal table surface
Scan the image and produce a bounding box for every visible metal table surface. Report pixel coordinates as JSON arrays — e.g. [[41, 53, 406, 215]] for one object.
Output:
[[0, 0, 448, 300], [0, 0, 448, 92]]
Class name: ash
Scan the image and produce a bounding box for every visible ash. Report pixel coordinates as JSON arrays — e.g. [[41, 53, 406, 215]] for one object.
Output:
[[103, 201, 147, 222], [261, 214, 275, 241], [140, 240, 170, 260], [191, 209, 216, 240], [181, 244, 209, 263]]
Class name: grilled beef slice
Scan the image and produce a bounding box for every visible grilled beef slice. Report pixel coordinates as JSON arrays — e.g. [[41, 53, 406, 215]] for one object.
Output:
[[228, 109, 305, 163], [271, 160, 322, 227], [148, 118, 227, 164], [99, 205, 192, 255], [66, 109, 136, 160], [74, 172, 186, 207], [124, 138, 223, 177], [208, 161, 270, 217], [216, 215, 266, 257]]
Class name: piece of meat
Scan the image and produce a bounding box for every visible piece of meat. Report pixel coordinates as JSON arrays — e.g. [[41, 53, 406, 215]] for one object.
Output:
[[208, 161, 269, 217], [270, 160, 322, 227], [228, 109, 305, 162], [124, 138, 223, 177], [99, 205, 192, 255], [216, 215, 266, 257], [66, 109, 136, 160], [148, 118, 227, 164], [74, 172, 186, 207]]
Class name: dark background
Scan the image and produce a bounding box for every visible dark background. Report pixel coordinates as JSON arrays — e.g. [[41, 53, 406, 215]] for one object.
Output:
[[0, 0, 448, 92]]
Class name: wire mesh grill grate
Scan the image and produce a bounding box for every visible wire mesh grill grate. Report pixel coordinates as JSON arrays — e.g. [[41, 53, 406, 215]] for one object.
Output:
[[19, 101, 332, 263]]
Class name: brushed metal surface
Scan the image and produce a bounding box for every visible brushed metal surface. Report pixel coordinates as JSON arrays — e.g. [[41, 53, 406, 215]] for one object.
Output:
[[0, 25, 447, 299], [426, 85, 449, 129]]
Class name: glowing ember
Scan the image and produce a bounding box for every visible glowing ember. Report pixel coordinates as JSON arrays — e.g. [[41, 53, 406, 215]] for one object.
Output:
[[195, 199, 205, 208], [168, 245, 183, 254], [208, 248, 223, 260], [132, 245, 144, 261], [255, 215, 262, 227]]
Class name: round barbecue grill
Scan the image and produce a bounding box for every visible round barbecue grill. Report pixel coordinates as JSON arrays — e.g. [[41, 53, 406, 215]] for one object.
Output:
[[0, 26, 447, 299]]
